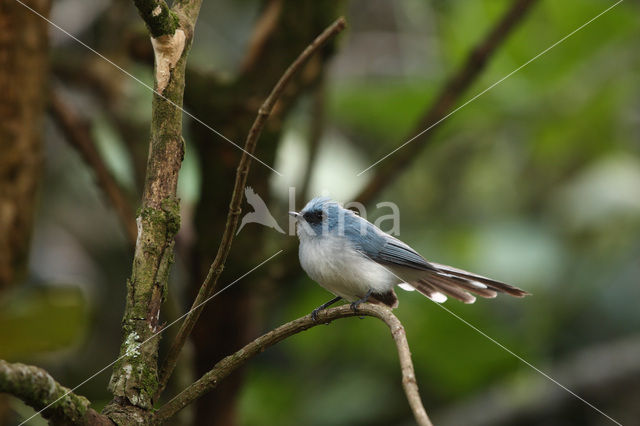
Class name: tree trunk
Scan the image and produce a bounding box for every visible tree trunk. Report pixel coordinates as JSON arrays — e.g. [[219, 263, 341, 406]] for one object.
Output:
[[0, 0, 50, 290]]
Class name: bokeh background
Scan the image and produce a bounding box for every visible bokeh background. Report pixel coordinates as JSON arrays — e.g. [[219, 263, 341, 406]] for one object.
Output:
[[1, 0, 639, 425]]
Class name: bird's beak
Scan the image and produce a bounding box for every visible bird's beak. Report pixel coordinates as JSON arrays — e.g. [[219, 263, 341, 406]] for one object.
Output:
[[288, 211, 300, 218]]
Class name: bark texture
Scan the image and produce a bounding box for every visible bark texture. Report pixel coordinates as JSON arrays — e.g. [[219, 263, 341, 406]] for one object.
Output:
[[0, 360, 112, 426], [104, 1, 202, 423], [0, 0, 50, 290]]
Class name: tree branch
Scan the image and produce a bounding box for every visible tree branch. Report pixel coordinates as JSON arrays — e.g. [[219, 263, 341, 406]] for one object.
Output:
[[154, 304, 432, 426], [0, 360, 112, 425], [156, 16, 347, 396], [104, 0, 203, 420], [49, 91, 138, 245], [356, 0, 539, 204]]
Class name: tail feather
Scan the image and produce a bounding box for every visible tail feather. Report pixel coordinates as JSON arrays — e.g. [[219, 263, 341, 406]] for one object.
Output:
[[411, 280, 448, 303], [430, 262, 530, 298], [421, 277, 476, 304], [440, 274, 499, 298], [408, 263, 529, 304]]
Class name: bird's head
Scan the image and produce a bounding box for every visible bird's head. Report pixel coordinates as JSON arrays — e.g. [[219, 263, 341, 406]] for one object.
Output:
[[289, 197, 345, 239]]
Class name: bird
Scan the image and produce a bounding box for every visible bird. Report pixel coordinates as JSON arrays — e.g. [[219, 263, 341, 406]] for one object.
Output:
[[237, 187, 285, 235], [289, 197, 529, 321]]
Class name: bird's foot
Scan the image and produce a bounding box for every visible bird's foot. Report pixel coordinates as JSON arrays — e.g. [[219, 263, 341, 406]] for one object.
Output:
[[310, 296, 342, 322], [350, 289, 373, 316], [311, 308, 322, 322]]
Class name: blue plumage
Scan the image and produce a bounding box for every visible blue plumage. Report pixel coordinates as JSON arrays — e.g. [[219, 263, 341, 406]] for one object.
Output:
[[299, 198, 434, 270], [291, 197, 528, 319]]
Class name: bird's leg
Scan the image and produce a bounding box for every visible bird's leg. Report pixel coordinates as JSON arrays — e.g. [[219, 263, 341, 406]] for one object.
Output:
[[311, 296, 342, 321], [350, 289, 373, 313]]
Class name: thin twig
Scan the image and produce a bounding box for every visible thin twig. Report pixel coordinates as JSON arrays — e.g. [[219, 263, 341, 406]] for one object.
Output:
[[239, 0, 283, 74], [356, 0, 539, 204], [49, 91, 138, 245], [156, 17, 347, 396], [154, 304, 432, 426]]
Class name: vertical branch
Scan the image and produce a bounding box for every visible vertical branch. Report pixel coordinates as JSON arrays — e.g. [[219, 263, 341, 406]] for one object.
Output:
[[103, 0, 202, 422], [156, 17, 347, 396]]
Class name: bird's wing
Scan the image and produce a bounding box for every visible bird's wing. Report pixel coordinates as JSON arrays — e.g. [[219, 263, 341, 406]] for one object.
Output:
[[374, 238, 436, 270], [346, 217, 435, 271]]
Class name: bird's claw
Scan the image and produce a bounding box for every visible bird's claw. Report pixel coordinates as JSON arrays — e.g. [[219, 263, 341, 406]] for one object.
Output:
[[350, 301, 366, 318], [311, 308, 322, 322], [310, 296, 343, 322], [350, 289, 373, 315]]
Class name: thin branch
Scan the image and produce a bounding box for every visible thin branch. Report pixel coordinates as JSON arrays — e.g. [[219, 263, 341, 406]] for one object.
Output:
[[300, 75, 326, 202], [49, 91, 138, 245], [154, 304, 432, 426], [0, 360, 112, 425], [156, 16, 347, 396], [356, 0, 539, 204], [239, 0, 283, 74]]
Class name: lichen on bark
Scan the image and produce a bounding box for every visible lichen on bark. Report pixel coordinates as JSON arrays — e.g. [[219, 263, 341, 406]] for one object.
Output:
[[108, 197, 181, 409]]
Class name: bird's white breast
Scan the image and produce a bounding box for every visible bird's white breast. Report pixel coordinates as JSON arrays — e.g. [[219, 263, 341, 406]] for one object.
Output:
[[298, 232, 399, 302]]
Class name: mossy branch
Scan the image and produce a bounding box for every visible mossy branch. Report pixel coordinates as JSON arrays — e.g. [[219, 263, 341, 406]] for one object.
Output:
[[0, 360, 112, 425], [132, 0, 179, 38], [154, 304, 432, 426], [156, 16, 348, 397], [105, 0, 202, 420]]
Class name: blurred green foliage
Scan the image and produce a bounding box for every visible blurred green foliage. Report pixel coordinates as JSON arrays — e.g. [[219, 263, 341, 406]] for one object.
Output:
[[252, 0, 640, 424], [5, 0, 639, 425], [0, 288, 87, 360]]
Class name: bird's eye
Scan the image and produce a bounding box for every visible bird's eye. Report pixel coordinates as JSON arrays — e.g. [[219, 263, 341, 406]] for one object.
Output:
[[303, 210, 323, 224]]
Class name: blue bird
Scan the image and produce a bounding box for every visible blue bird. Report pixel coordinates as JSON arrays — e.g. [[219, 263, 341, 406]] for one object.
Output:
[[289, 198, 529, 320]]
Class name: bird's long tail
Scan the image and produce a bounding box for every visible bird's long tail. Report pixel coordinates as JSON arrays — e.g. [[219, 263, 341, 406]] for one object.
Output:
[[409, 262, 529, 304]]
